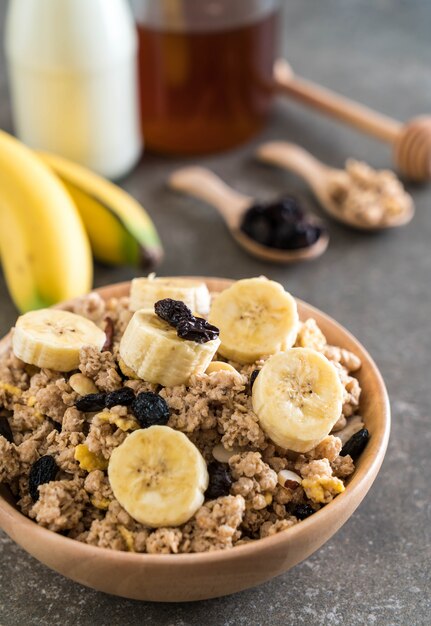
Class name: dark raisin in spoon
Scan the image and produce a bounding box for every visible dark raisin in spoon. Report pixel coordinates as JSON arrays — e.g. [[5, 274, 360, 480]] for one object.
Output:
[[240, 195, 324, 251]]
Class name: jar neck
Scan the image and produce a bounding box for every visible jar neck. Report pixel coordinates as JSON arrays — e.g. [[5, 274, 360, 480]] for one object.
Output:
[[131, 0, 280, 32]]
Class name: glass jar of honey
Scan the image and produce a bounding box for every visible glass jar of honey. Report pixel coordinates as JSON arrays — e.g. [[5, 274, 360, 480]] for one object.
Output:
[[131, 0, 280, 155]]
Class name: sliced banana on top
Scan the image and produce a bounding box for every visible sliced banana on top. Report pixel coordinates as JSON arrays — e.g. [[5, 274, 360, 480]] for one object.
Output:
[[108, 426, 209, 527], [252, 347, 343, 453], [129, 276, 211, 315], [209, 277, 299, 364], [12, 309, 106, 372], [119, 310, 220, 387]]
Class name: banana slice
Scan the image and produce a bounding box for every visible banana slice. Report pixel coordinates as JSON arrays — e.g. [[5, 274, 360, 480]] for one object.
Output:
[[119, 310, 220, 387], [252, 348, 343, 452], [108, 426, 209, 527], [208, 277, 299, 363], [12, 309, 106, 372], [118, 357, 139, 380], [130, 276, 211, 315]]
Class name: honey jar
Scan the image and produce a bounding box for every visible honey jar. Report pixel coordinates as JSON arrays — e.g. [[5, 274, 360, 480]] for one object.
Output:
[[132, 0, 280, 154]]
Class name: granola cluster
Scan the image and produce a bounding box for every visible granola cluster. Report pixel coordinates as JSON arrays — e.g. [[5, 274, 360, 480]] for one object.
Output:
[[328, 159, 412, 227]]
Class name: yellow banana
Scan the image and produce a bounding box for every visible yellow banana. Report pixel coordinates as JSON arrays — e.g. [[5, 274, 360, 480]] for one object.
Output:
[[0, 130, 92, 312], [108, 426, 209, 527], [12, 308, 106, 371], [38, 151, 163, 268], [208, 277, 299, 363], [252, 348, 344, 452], [119, 309, 220, 387]]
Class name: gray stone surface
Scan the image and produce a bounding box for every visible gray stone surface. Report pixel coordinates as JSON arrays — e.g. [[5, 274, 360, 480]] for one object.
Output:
[[0, 1, 430, 624]]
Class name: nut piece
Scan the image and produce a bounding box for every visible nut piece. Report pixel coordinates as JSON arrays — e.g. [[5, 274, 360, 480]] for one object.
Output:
[[277, 469, 302, 490], [206, 361, 241, 377], [212, 443, 246, 464], [69, 373, 98, 396]]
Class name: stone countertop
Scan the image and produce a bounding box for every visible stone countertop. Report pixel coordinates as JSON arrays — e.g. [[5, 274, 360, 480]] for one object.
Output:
[[0, 1, 430, 624]]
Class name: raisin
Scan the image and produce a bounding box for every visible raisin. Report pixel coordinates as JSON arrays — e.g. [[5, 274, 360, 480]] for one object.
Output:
[[29, 455, 58, 502], [340, 428, 369, 460], [154, 298, 219, 344], [0, 416, 14, 443], [290, 503, 315, 520], [131, 392, 170, 428], [249, 369, 260, 393], [105, 387, 135, 408], [240, 203, 273, 246], [177, 317, 220, 344], [278, 195, 305, 220], [282, 222, 322, 250], [102, 316, 115, 352], [155, 299, 193, 327], [240, 195, 323, 251], [75, 393, 107, 412], [270, 220, 297, 249], [205, 461, 233, 499]]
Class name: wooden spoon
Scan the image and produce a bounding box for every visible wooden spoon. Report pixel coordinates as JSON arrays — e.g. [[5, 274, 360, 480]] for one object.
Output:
[[257, 141, 414, 231], [274, 59, 431, 182], [169, 166, 328, 263]]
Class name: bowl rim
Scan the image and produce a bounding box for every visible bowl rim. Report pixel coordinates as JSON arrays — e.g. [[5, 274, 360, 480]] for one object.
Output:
[[0, 277, 390, 566]]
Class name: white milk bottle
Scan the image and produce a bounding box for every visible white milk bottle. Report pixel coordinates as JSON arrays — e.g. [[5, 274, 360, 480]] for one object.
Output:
[[5, 0, 142, 179]]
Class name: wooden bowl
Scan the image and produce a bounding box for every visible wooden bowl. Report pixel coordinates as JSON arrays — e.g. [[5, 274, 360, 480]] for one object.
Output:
[[0, 278, 390, 602]]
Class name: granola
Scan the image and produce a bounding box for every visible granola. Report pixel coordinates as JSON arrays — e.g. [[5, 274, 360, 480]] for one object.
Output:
[[0, 286, 366, 554]]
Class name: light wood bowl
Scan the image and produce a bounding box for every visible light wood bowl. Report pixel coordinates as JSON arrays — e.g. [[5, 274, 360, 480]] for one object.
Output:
[[0, 278, 390, 602]]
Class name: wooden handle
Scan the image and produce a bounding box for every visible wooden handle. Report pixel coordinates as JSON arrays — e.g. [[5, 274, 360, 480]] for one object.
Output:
[[274, 59, 402, 144], [257, 141, 331, 186], [169, 166, 252, 229]]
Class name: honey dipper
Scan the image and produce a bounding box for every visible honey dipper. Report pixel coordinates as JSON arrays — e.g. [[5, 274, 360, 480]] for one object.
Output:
[[274, 59, 431, 182]]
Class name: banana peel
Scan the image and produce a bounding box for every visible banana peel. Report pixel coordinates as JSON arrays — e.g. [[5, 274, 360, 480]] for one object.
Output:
[[0, 130, 92, 312], [39, 151, 163, 269]]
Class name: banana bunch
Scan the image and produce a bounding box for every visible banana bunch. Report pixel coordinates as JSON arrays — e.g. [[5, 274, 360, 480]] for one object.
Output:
[[39, 152, 163, 269], [0, 130, 163, 312]]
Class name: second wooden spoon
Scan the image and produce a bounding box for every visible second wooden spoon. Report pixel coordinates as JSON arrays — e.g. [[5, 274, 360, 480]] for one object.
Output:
[[169, 166, 328, 264], [257, 141, 414, 231]]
